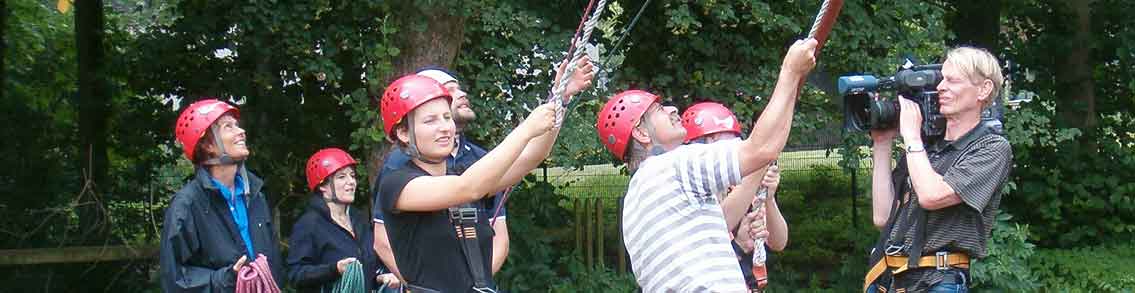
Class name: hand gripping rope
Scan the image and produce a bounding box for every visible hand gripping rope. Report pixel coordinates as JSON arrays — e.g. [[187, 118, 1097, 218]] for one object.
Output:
[[326, 260, 365, 293], [547, 0, 607, 128]]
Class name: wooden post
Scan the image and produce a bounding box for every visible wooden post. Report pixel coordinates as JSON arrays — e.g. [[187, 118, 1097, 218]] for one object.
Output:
[[596, 197, 604, 268], [617, 196, 626, 273], [0, 245, 159, 265], [575, 198, 583, 256], [585, 197, 593, 268]]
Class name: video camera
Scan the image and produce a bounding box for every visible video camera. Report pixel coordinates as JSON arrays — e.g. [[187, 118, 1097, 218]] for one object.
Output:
[[838, 59, 946, 140]]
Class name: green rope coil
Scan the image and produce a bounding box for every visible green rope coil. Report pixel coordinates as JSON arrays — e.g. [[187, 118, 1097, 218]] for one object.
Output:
[[325, 260, 365, 293]]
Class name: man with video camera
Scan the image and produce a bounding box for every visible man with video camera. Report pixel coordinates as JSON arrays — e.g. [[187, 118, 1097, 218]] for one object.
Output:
[[863, 46, 1013, 292]]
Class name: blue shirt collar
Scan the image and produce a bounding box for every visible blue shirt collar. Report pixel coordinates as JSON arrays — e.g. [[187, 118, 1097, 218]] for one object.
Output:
[[209, 173, 246, 203]]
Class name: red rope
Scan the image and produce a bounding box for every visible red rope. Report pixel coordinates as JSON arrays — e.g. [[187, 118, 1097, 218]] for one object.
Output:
[[565, 0, 599, 62], [235, 254, 281, 293]]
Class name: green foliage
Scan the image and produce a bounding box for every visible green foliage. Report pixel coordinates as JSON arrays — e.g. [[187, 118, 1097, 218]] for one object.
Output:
[[2, 0, 83, 249], [1029, 244, 1135, 292], [549, 260, 637, 292], [1000, 100, 1135, 247], [768, 165, 876, 290], [995, 0, 1135, 248], [970, 212, 1040, 291]]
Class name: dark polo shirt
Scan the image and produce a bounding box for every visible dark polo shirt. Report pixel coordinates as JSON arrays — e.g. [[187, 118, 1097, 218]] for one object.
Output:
[[884, 122, 1013, 290]]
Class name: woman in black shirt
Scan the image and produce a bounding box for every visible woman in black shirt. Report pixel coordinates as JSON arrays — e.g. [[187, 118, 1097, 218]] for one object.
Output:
[[374, 74, 560, 292]]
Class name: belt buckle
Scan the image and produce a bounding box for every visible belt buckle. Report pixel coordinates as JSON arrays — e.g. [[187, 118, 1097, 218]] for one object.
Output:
[[885, 244, 905, 256], [935, 251, 949, 270], [449, 207, 478, 223]]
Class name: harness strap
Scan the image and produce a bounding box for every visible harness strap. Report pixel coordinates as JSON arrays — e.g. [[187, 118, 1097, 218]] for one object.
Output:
[[448, 204, 495, 293], [863, 252, 970, 292]]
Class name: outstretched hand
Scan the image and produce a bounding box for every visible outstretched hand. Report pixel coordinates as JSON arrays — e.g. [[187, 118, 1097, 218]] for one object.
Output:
[[557, 55, 596, 100]]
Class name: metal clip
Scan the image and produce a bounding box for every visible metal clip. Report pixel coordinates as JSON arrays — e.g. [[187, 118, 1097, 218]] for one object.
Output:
[[884, 244, 905, 256], [449, 207, 478, 223], [935, 251, 949, 270]]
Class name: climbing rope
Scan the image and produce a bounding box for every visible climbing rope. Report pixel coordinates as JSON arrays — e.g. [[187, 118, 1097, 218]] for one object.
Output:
[[325, 260, 365, 293], [750, 160, 777, 291], [236, 254, 281, 293], [547, 0, 607, 127]]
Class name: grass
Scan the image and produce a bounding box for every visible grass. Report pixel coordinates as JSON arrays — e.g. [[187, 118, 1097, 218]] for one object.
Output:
[[537, 146, 875, 200]]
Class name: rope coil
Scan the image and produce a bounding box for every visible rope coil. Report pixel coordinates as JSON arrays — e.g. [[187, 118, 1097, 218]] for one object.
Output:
[[236, 254, 281, 293], [326, 260, 365, 293]]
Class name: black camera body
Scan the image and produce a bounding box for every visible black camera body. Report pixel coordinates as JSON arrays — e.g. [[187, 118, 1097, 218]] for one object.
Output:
[[838, 62, 947, 140]]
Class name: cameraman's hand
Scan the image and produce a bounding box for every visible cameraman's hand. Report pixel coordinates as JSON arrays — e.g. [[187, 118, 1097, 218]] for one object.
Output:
[[898, 96, 924, 144], [781, 38, 818, 77]]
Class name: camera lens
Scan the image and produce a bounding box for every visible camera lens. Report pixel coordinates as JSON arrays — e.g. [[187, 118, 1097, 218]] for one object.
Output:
[[869, 100, 899, 130], [842, 93, 873, 132]]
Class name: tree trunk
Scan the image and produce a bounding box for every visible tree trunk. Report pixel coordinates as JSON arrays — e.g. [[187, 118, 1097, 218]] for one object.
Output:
[[76, 0, 110, 243], [73, 0, 115, 289], [947, 0, 1000, 50], [1054, 0, 1097, 134], [1, 0, 6, 103], [365, 5, 466, 187]]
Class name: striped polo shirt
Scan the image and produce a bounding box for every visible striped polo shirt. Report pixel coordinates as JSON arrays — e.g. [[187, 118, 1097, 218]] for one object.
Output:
[[622, 140, 748, 292]]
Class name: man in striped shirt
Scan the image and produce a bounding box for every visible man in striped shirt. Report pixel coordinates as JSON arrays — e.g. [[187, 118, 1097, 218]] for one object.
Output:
[[594, 38, 817, 292]]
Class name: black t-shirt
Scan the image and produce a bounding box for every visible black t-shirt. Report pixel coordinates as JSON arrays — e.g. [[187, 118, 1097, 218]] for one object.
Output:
[[377, 161, 495, 292]]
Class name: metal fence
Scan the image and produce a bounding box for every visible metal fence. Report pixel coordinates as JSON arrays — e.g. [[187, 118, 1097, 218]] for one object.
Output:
[[548, 143, 874, 273]]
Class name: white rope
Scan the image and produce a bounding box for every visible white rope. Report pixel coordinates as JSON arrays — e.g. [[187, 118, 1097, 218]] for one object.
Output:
[[547, 0, 607, 127]]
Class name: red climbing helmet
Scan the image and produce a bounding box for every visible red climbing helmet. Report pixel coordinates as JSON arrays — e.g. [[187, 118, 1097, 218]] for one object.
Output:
[[305, 148, 357, 191], [174, 98, 240, 161], [379, 75, 452, 138], [681, 102, 742, 142], [595, 90, 659, 160]]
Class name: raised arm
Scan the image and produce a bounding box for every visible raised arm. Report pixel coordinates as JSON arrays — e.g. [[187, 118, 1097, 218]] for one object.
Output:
[[870, 128, 898, 229], [738, 39, 817, 176], [492, 56, 596, 192], [722, 169, 766, 232], [394, 104, 557, 211]]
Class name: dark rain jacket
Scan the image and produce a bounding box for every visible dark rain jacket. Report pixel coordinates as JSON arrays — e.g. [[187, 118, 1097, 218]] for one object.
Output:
[[160, 167, 284, 292], [287, 195, 381, 293]]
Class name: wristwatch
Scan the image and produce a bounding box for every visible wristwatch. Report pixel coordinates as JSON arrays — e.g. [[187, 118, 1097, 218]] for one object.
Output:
[[906, 142, 926, 153]]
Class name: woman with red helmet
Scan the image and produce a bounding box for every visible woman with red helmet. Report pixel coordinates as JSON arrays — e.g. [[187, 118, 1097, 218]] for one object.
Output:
[[596, 38, 817, 291], [287, 148, 398, 292], [681, 101, 789, 292], [160, 99, 284, 292], [374, 74, 559, 292]]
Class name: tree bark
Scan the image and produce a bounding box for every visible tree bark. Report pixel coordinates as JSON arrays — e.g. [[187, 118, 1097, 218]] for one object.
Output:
[[1054, 0, 1097, 133], [1, 0, 6, 103], [76, 0, 111, 243], [365, 5, 466, 187]]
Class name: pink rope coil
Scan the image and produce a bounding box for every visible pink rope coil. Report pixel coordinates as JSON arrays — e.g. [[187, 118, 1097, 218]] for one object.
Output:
[[235, 254, 281, 293]]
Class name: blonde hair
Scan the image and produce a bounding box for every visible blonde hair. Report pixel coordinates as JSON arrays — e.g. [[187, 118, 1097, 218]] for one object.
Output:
[[945, 46, 1004, 107]]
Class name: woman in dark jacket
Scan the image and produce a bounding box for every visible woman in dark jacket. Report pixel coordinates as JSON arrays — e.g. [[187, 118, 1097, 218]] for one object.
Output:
[[160, 98, 284, 292], [288, 148, 398, 292]]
